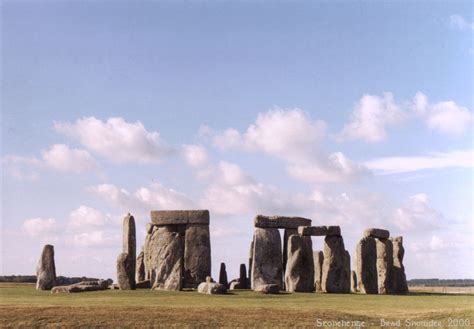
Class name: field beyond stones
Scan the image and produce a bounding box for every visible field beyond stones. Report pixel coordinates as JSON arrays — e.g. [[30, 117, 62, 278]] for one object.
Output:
[[1, 283, 473, 328]]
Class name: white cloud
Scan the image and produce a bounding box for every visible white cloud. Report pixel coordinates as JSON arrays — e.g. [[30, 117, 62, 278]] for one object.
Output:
[[339, 92, 405, 143], [42, 144, 97, 173], [182, 144, 209, 167], [69, 206, 113, 228], [69, 231, 119, 247], [391, 193, 443, 231], [425, 101, 472, 135], [364, 149, 473, 175], [54, 117, 173, 164], [449, 14, 474, 31], [22, 218, 57, 237]]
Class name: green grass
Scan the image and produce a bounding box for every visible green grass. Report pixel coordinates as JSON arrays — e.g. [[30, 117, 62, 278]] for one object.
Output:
[[1, 283, 473, 328]]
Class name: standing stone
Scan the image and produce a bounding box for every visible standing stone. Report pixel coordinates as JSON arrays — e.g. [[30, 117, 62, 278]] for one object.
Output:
[[313, 250, 324, 292], [391, 237, 408, 294], [239, 263, 248, 289], [117, 252, 135, 290], [183, 224, 211, 288], [143, 229, 153, 281], [36, 244, 56, 290], [219, 263, 228, 287], [343, 250, 351, 291], [285, 234, 314, 292], [136, 250, 145, 283], [355, 236, 378, 294], [282, 228, 297, 288], [117, 213, 136, 290], [150, 226, 184, 291], [248, 238, 254, 289], [321, 235, 350, 293], [251, 228, 283, 290], [376, 238, 394, 294], [351, 270, 358, 292]]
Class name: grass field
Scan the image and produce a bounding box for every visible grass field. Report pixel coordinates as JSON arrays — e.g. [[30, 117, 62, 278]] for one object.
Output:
[[1, 283, 473, 328]]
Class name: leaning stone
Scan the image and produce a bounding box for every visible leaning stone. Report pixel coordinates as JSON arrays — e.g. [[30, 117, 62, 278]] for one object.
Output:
[[254, 284, 279, 294], [364, 228, 390, 239], [117, 252, 135, 290], [351, 270, 358, 292], [285, 234, 314, 292], [321, 236, 350, 293], [376, 238, 394, 294], [254, 215, 311, 229], [136, 280, 151, 289], [391, 237, 409, 294], [150, 210, 209, 225], [136, 251, 145, 283], [197, 277, 227, 295], [326, 226, 341, 236], [298, 226, 327, 236], [239, 263, 248, 289], [219, 263, 228, 287], [36, 244, 56, 290], [355, 236, 378, 294], [150, 226, 184, 291], [183, 224, 211, 288], [251, 228, 283, 290], [313, 250, 324, 292]]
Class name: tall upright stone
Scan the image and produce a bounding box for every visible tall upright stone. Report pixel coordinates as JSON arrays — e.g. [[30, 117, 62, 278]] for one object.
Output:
[[150, 226, 184, 291], [351, 270, 358, 292], [183, 223, 211, 288], [376, 238, 394, 294], [313, 250, 324, 292], [355, 236, 378, 294], [136, 250, 145, 283], [239, 263, 248, 289], [321, 235, 350, 293], [117, 213, 136, 290], [143, 224, 153, 281], [219, 263, 228, 287], [391, 236, 408, 294], [36, 244, 56, 290], [249, 238, 254, 289], [282, 228, 298, 287], [251, 227, 283, 291], [285, 234, 314, 292]]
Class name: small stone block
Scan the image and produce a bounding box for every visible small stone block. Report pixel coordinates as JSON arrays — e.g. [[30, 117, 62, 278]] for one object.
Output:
[[364, 228, 390, 239], [254, 215, 311, 229]]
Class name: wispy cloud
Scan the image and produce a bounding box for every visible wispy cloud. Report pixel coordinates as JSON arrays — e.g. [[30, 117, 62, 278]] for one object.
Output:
[[449, 14, 474, 31]]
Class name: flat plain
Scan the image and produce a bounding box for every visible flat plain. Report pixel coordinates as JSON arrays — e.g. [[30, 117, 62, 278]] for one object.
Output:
[[1, 283, 473, 328]]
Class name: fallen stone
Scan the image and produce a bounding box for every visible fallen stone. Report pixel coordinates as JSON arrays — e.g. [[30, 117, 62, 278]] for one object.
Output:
[[197, 276, 227, 295], [183, 224, 211, 288], [364, 228, 390, 239], [136, 251, 145, 283], [298, 226, 327, 236], [351, 270, 357, 292], [251, 228, 283, 290], [355, 236, 378, 294], [391, 237, 408, 294], [321, 236, 350, 293], [136, 280, 151, 289], [51, 280, 110, 293], [36, 244, 56, 290], [285, 234, 314, 292], [254, 215, 311, 229], [313, 250, 324, 292], [376, 238, 394, 294], [150, 226, 184, 291], [150, 210, 209, 225], [254, 284, 279, 294]]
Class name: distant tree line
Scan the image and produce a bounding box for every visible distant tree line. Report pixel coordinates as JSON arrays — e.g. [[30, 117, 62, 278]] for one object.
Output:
[[0, 275, 102, 285], [407, 279, 474, 287]]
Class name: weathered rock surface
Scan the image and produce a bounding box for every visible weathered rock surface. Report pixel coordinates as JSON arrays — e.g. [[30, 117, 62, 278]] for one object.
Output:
[[123, 213, 136, 263], [144, 230, 153, 281], [321, 236, 350, 293], [313, 250, 324, 292], [51, 280, 110, 293], [150, 226, 184, 291], [239, 263, 248, 289], [391, 237, 408, 294], [254, 215, 311, 229], [251, 228, 283, 290], [326, 226, 341, 236], [183, 224, 211, 288], [136, 280, 151, 289], [197, 276, 227, 295], [36, 244, 56, 290], [117, 252, 135, 290], [351, 270, 357, 292], [136, 251, 145, 283], [254, 284, 279, 294], [285, 234, 314, 292], [376, 238, 394, 294], [249, 238, 254, 289], [282, 228, 297, 285], [355, 236, 378, 294], [364, 228, 390, 239], [151, 210, 209, 225], [219, 263, 228, 287], [298, 226, 327, 236]]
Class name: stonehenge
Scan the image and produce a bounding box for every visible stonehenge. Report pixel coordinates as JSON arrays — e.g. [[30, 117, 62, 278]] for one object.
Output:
[[391, 236, 409, 294], [313, 250, 324, 292], [284, 234, 314, 292], [321, 235, 350, 293], [36, 244, 56, 290], [136, 251, 145, 283], [251, 227, 283, 291], [145, 210, 211, 290], [116, 213, 136, 290]]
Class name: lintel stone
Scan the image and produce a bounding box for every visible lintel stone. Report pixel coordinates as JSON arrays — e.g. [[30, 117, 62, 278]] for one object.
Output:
[[298, 226, 327, 236], [151, 210, 209, 225], [364, 228, 390, 239], [254, 215, 311, 229]]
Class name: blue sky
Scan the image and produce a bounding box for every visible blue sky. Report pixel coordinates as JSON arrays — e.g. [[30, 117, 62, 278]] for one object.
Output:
[[1, 1, 473, 281]]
